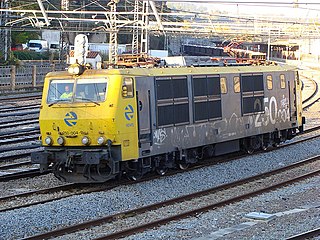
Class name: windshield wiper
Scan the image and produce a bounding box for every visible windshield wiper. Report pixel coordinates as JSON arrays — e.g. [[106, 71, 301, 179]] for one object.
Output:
[[74, 97, 100, 106], [48, 99, 70, 107]]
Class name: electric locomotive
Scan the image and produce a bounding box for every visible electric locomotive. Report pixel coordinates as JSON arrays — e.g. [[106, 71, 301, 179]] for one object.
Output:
[[31, 55, 304, 183]]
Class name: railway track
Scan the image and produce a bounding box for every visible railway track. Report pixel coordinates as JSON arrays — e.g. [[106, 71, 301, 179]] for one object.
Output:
[[0, 119, 39, 130], [22, 155, 320, 240], [0, 104, 41, 114], [0, 92, 42, 102], [0, 181, 124, 213], [0, 167, 48, 182], [1, 125, 320, 196], [0, 126, 40, 138], [286, 227, 320, 240], [0, 109, 40, 118], [0, 134, 39, 145], [300, 73, 320, 110]]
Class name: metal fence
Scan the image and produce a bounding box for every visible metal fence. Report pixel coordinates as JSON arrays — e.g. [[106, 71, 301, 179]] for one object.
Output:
[[0, 61, 67, 91]]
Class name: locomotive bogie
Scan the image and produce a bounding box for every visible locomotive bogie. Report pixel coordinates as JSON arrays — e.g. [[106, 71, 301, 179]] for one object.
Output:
[[32, 65, 304, 183]]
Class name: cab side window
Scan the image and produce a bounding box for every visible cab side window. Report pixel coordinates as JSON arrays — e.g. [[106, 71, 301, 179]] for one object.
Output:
[[280, 74, 286, 89], [122, 77, 134, 98], [267, 75, 273, 90], [220, 77, 228, 94], [233, 76, 240, 93]]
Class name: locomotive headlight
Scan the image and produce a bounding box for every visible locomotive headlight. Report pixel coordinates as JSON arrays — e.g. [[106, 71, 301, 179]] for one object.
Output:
[[68, 66, 74, 74], [68, 64, 84, 75], [73, 66, 80, 75], [81, 136, 90, 146], [97, 136, 106, 145], [57, 136, 65, 146], [45, 136, 53, 145]]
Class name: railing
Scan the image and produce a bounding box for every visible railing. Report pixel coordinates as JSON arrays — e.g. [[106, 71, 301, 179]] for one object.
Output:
[[0, 61, 67, 91]]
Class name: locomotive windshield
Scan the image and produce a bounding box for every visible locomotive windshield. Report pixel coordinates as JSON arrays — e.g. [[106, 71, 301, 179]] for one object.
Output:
[[47, 78, 108, 105]]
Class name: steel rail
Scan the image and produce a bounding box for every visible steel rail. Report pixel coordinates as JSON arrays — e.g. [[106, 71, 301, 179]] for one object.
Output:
[[0, 152, 33, 162], [0, 119, 39, 129], [0, 160, 31, 170], [0, 109, 40, 118], [0, 104, 41, 113], [301, 74, 318, 105], [94, 169, 320, 240], [22, 156, 320, 240], [0, 144, 41, 153], [0, 94, 42, 102], [0, 126, 40, 137], [286, 228, 320, 240], [0, 116, 38, 126], [0, 169, 49, 182], [301, 75, 319, 110], [0, 135, 39, 145]]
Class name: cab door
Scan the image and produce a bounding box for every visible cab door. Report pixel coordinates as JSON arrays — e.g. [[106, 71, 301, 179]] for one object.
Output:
[[136, 77, 152, 149]]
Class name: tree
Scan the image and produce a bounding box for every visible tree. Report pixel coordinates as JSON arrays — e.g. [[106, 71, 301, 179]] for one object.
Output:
[[11, 31, 40, 47]]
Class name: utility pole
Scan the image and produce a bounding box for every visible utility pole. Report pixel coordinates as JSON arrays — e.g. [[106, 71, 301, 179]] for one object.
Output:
[[131, 0, 140, 54], [108, 0, 119, 64], [0, 0, 11, 63], [140, 0, 149, 54], [61, 0, 69, 63]]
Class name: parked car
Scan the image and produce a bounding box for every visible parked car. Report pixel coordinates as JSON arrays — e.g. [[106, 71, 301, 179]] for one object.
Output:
[[27, 40, 49, 52], [11, 44, 27, 51]]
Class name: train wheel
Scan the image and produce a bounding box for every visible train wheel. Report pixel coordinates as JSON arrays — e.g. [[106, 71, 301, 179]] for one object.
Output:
[[246, 148, 254, 155], [129, 172, 143, 181], [156, 168, 168, 176], [261, 143, 268, 151], [178, 163, 190, 170]]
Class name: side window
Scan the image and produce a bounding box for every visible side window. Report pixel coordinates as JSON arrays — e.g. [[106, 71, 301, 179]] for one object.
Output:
[[156, 76, 189, 127], [280, 74, 286, 89], [267, 75, 273, 90], [220, 77, 227, 94], [233, 76, 240, 93], [192, 75, 222, 122], [241, 74, 264, 115], [122, 77, 134, 98]]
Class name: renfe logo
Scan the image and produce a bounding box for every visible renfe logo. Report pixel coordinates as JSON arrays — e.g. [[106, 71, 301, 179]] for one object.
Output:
[[64, 112, 78, 126], [125, 105, 134, 121]]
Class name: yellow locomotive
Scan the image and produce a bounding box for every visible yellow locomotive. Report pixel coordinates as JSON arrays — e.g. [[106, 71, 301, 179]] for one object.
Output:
[[31, 56, 304, 183]]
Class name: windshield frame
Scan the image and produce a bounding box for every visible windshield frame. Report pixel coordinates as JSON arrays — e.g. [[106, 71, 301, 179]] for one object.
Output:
[[46, 77, 108, 105]]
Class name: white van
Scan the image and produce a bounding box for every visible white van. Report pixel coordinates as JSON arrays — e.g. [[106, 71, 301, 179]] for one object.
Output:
[[49, 42, 61, 52], [28, 40, 49, 52]]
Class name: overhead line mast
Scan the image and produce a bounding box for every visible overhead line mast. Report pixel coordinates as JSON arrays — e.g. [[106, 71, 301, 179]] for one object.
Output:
[[131, 0, 140, 54], [108, 0, 119, 64], [0, 0, 10, 63]]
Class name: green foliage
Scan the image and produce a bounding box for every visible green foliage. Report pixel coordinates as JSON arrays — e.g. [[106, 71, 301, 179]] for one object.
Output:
[[12, 51, 49, 60], [11, 32, 40, 46], [11, 1, 39, 10]]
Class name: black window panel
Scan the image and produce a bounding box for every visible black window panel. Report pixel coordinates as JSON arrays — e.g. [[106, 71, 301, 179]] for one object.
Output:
[[158, 105, 174, 126], [174, 103, 189, 124], [173, 77, 188, 98], [253, 75, 264, 91], [207, 76, 221, 95], [253, 96, 264, 112], [242, 97, 255, 114], [194, 102, 208, 121], [193, 77, 207, 96], [242, 96, 264, 114], [208, 100, 222, 119], [156, 79, 172, 100], [241, 75, 254, 92]]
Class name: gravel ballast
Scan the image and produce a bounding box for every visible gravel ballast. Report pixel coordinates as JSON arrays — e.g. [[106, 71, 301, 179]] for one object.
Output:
[[1, 137, 320, 239]]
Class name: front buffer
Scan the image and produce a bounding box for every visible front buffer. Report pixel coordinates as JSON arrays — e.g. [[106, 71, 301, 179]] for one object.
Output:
[[31, 143, 122, 183]]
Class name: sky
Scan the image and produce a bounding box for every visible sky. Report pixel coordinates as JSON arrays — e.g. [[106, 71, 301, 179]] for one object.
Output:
[[196, 0, 320, 18]]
